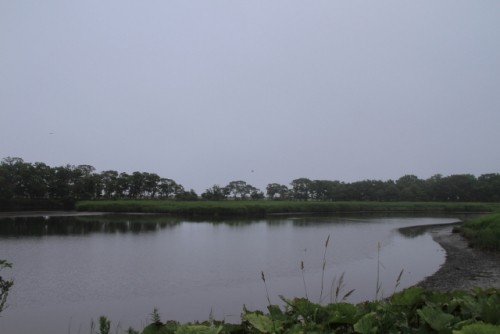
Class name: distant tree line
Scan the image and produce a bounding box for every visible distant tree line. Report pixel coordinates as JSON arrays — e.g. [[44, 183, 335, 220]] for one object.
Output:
[[265, 175, 500, 202], [0, 157, 196, 201], [1, 157, 500, 203]]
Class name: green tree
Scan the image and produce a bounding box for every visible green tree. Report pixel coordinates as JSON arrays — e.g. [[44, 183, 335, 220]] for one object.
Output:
[[396, 175, 427, 201], [27, 162, 51, 198], [291, 178, 313, 200], [72, 165, 99, 200], [158, 178, 183, 199], [201, 185, 228, 200], [115, 172, 131, 198], [310, 180, 342, 201], [266, 183, 289, 200], [48, 165, 73, 198], [100, 170, 119, 199], [477, 173, 500, 201], [128, 172, 145, 198], [143, 172, 161, 198], [225, 180, 252, 199], [445, 174, 477, 201], [0, 157, 27, 198], [175, 189, 198, 201], [248, 186, 264, 200]]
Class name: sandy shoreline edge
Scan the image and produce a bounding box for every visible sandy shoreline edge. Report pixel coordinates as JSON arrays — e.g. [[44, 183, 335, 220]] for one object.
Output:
[[416, 224, 500, 291]]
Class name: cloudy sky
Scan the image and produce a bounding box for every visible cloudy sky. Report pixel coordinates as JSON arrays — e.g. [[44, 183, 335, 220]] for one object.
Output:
[[1, 1, 499, 193]]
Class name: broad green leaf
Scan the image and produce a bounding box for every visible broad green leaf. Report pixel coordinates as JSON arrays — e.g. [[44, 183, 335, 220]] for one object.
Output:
[[391, 287, 425, 306], [417, 305, 456, 332], [459, 295, 482, 318], [267, 304, 286, 322], [243, 313, 275, 333], [353, 312, 378, 334], [289, 297, 320, 321], [453, 323, 500, 334], [478, 295, 500, 324], [325, 302, 359, 324]]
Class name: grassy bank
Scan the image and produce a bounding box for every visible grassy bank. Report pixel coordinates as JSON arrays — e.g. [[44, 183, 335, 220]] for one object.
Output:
[[76, 200, 499, 216], [461, 212, 500, 251]]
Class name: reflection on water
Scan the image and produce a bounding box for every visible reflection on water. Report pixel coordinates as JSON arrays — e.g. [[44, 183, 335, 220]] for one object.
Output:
[[0, 215, 182, 236], [398, 222, 461, 238], [0, 215, 316, 236], [0, 214, 458, 334]]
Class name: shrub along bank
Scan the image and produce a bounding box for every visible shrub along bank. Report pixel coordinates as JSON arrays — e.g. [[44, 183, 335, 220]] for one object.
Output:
[[461, 212, 500, 251]]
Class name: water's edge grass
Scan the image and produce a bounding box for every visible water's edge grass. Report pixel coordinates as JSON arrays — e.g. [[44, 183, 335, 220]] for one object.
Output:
[[459, 212, 500, 251], [76, 199, 500, 217]]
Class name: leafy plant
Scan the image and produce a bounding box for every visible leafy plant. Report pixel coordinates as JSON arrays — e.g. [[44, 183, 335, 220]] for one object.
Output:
[[151, 307, 162, 325], [0, 259, 13, 314], [98, 316, 111, 334]]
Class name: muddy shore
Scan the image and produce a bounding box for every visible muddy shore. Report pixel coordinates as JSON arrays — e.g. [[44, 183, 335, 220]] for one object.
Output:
[[416, 224, 500, 291]]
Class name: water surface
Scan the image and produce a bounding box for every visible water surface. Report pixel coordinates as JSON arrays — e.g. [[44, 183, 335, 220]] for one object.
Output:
[[0, 214, 457, 333]]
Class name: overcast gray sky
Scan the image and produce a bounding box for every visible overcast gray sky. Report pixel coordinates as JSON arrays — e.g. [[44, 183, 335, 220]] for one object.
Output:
[[1, 1, 499, 193]]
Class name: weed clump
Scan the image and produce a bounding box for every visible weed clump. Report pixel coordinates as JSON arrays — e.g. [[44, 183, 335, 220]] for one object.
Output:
[[462, 212, 500, 251]]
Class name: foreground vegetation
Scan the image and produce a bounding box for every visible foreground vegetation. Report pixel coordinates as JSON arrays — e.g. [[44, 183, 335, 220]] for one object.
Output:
[[91, 287, 500, 334], [76, 200, 499, 216], [0, 260, 13, 315]]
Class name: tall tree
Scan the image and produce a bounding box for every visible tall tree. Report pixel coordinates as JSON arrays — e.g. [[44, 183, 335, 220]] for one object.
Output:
[[291, 178, 313, 200], [201, 185, 228, 200], [225, 180, 251, 199], [100, 170, 119, 199], [128, 172, 145, 198], [72, 165, 99, 200], [266, 183, 289, 200], [158, 178, 183, 199], [143, 172, 161, 198]]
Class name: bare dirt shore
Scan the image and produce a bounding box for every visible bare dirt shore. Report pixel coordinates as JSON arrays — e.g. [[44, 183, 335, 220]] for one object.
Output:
[[416, 224, 500, 291]]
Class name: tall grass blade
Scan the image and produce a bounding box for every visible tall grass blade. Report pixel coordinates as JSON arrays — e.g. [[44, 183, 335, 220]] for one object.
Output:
[[342, 289, 355, 301], [394, 269, 404, 294], [261, 271, 271, 306], [300, 260, 309, 299], [319, 234, 331, 303], [375, 242, 382, 300], [335, 272, 345, 302]]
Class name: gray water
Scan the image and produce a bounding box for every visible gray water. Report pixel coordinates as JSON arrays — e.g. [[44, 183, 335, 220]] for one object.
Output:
[[0, 214, 458, 333]]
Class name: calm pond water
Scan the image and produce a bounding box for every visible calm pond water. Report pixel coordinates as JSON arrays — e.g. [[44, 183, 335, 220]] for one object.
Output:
[[0, 214, 459, 333]]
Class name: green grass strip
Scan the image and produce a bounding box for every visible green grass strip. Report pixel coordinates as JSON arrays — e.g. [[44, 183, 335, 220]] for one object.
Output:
[[76, 200, 499, 217], [462, 212, 500, 251]]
